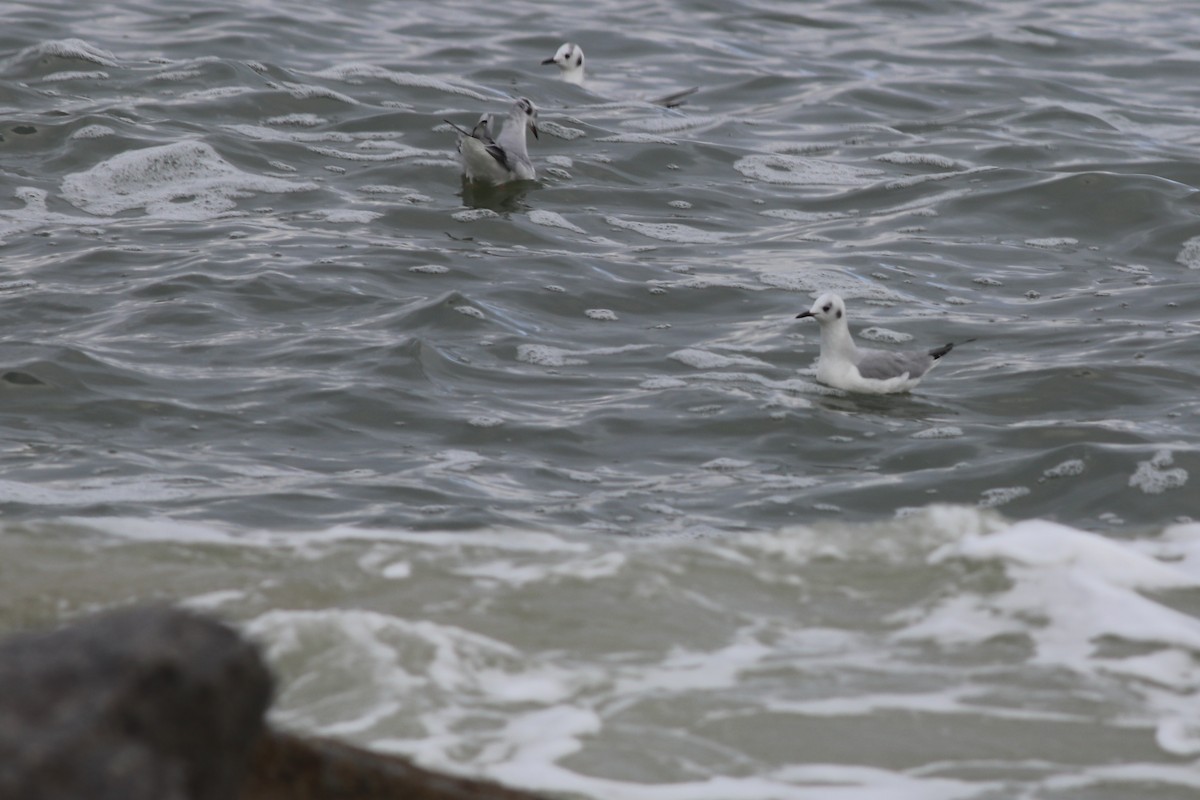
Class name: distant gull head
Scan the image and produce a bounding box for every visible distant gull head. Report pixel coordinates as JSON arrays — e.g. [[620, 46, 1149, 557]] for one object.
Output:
[[539, 41, 696, 107], [445, 97, 539, 184], [795, 292, 965, 394], [541, 42, 585, 85]]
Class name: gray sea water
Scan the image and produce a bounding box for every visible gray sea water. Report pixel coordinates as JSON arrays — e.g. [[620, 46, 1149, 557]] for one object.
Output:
[[3, 0, 1200, 797]]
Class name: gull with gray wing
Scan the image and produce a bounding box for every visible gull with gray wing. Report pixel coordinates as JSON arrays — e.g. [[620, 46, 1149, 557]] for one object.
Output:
[[445, 97, 539, 184], [540, 41, 698, 108], [795, 293, 969, 394]]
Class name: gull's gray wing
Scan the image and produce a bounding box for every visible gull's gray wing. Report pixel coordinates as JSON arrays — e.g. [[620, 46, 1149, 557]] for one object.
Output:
[[446, 116, 512, 171], [481, 142, 512, 171], [855, 348, 935, 380]]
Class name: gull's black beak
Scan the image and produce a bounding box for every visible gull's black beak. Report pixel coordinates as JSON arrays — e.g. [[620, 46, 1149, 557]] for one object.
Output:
[[541, 56, 556, 65], [531, 122, 540, 140], [795, 311, 814, 319]]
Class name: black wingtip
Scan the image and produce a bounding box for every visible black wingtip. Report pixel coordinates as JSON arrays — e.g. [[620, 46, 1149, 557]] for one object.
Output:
[[444, 119, 471, 137], [929, 338, 977, 360], [928, 342, 954, 360], [653, 86, 700, 108]]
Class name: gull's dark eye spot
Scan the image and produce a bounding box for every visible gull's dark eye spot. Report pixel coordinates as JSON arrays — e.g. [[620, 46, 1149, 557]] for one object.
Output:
[[822, 304, 831, 312]]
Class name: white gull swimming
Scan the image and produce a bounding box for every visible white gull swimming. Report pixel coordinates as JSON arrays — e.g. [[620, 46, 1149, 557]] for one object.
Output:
[[795, 293, 968, 394], [445, 97, 539, 184], [540, 42, 698, 108]]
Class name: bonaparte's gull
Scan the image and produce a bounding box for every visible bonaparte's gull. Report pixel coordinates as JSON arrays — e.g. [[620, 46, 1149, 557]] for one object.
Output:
[[795, 293, 967, 394], [541, 42, 586, 86], [540, 42, 698, 108], [445, 97, 539, 184]]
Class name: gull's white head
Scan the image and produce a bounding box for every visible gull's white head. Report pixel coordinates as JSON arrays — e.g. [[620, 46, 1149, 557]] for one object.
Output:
[[541, 42, 585, 84], [795, 293, 847, 326], [511, 96, 540, 140]]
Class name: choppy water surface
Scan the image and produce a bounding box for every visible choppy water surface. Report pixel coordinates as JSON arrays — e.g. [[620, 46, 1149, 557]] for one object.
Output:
[[3, 0, 1200, 796]]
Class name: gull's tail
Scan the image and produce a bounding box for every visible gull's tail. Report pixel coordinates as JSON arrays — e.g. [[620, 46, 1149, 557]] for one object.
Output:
[[443, 119, 474, 138], [649, 86, 699, 108], [929, 338, 978, 360]]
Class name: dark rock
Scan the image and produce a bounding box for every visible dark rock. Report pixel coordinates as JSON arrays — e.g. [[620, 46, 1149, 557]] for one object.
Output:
[[0, 605, 272, 800], [0, 606, 546, 800], [245, 730, 544, 800]]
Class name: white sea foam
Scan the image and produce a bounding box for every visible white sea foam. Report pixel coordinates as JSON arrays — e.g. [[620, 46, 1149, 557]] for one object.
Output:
[[21, 39, 118, 67], [1175, 236, 1200, 269], [0, 478, 192, 507], [70, 124, 115, 139], [874, 151, 969, 170], [61, 140, 317, 220], [265, 113, 327, 127], [452, 208, 499, 222], [733, 154, 882, 186], [604, 216, 728, 244], [528, 209, 585, 234], [859, 326, 913, 344], [538, 121, 586, 141], [911, 426, 963, 439], [1043, 459, 1085, 479], [595, 133, 677, 145], [40, 70, 108, 83], [31, 507, 1200, 795], [516, 343, 650, 367], [978, 486, 1031, 507], [0, 187, 97, 243], [317, 209, 383, 224], [668, 349, 771, 369], [312, 63, 490, 101], [918, 517, 1200, 754], [1129, 450, 1188, 494], [1024, 236, 1079, 248]]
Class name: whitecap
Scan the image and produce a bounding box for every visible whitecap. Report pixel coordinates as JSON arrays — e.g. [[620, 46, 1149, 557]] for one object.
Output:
[[60, 140, 317, 221]]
